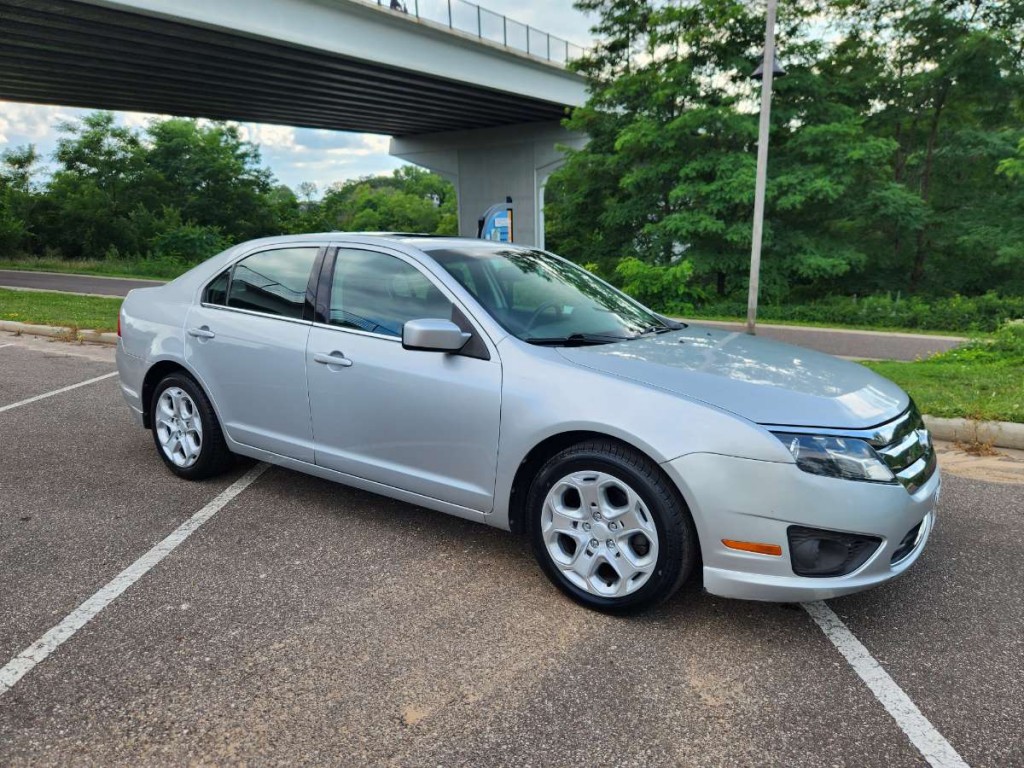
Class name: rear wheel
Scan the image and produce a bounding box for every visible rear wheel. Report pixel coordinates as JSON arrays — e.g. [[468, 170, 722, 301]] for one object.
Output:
[[150, 372, 232, 480], [528, 440, 698, 613]]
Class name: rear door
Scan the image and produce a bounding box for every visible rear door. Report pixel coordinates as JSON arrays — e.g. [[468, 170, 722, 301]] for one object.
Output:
[[306, 245, 502, 511], [185, 244, 323, 462]]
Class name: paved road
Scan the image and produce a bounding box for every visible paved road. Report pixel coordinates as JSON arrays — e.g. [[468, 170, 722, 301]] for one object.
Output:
[[687, 319, 965, 361], [0, 334, 1020, 767], [0, 269, 163, 297]]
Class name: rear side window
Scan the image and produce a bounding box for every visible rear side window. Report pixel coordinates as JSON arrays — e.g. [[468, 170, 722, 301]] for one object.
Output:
[[204, 270, 230, 306], [226, 247, 319, 320]]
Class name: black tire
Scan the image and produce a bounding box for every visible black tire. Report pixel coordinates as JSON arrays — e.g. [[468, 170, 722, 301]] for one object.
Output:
[[527, 439, 698, 613], [150, 372, 233, 480]]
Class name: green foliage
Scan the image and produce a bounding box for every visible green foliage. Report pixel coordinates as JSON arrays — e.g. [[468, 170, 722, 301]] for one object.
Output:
[[694, 292, 1024, 333], [0, 287, 121, 332], [0, 112, 456, 269], [547, 0, 1024, 304], [0, 145, 41, 253], [613, 257, 698, 313], [937, 321, 1024, 362], [865, 322, 1024, 423], [299, 166, 457, 235]]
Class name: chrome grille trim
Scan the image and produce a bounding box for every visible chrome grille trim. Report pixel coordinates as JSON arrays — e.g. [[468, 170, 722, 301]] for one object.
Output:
[[879, 430, 923, 468], [895, 451, 937, 495]]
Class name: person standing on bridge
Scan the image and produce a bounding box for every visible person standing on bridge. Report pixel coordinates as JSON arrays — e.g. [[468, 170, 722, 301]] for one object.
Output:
[[390, 0, 408, 12]]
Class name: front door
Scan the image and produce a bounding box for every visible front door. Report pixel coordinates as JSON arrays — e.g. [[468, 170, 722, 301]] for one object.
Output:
[[306, 247, 501, 512], [185, 245, 321, 462]]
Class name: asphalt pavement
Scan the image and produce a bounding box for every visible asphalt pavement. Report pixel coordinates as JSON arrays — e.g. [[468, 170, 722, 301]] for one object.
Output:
[[0, 270, 163, 297], [0, 334, 1020, 766]]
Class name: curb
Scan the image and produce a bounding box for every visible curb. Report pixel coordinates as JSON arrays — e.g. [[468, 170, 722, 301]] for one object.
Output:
[[3, 320, 1021, 450], [0, 320, 117, 345], [923, 416, 1024, 452]]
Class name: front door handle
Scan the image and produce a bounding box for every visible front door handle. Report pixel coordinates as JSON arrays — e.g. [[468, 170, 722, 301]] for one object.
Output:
[[187, 326, 216, 339], [313, 352, 353, 368]]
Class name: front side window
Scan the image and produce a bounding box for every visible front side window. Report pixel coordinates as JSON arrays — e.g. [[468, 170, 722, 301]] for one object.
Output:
[[329, 249, 452, 337], [226, 247, 319, 320], [427, 246, 669, 343]]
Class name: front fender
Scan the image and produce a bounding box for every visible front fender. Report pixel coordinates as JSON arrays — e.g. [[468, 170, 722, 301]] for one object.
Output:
[[489, 342, 794, 530]]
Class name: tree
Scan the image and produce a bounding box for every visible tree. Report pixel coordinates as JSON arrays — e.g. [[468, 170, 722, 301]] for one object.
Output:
[[304, 167, 457, 235], [829, 0, 1024, 293], [144, 118, 279, 243], [0, 145, 41, 253], [42, 112, 148, 259], [546, 0, 1024, 305]]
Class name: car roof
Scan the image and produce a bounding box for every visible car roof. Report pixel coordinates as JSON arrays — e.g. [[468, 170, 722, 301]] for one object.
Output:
[[235, 232, 529, 253]]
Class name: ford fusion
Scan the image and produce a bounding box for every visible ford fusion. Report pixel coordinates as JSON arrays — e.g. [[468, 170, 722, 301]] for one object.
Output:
[[116, 234, 939, 612]]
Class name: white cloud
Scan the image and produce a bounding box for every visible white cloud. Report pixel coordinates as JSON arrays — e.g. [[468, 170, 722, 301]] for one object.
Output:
[[0, 102, 78, 144], [238, 123, 298, 149]]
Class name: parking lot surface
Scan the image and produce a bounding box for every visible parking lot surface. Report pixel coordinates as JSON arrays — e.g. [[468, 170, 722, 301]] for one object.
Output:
[[1, 334, 1021, 767]]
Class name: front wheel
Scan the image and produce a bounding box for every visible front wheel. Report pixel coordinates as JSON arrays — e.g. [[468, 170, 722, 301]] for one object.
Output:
[[528, 440, 698, 613], [150, 372, 232, 480]]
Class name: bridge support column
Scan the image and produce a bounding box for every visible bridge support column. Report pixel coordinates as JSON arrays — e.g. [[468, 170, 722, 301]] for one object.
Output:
[[390, 122, 586, 249]]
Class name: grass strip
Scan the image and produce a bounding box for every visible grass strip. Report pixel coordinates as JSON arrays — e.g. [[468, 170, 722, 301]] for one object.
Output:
[[0, 288, 122, 333], [863, 324, 1024, 424]]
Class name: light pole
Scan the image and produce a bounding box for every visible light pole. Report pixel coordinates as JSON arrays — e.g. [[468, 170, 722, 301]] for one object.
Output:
[[746, 0, 780, 335]]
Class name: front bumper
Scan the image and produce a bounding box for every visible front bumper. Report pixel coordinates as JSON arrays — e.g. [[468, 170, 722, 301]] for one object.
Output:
[[662, 452, 940, 602]]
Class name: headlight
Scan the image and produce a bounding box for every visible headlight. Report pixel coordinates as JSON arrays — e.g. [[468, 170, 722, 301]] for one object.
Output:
[[773, 433, 896, 483]]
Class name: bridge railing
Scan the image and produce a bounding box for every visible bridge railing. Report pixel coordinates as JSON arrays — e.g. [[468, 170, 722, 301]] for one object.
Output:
[[357, 0, 588, 66]]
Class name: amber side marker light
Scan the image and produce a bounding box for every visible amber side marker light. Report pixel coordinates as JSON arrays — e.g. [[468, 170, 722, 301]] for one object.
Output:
[[722, 539, 783, 557]]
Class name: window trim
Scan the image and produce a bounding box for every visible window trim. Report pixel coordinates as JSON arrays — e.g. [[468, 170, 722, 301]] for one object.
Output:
[[202, 267, 232, 307], [309, 320, 402, 343], [198, 303, 314, 327], [199, 244, 324, 324]]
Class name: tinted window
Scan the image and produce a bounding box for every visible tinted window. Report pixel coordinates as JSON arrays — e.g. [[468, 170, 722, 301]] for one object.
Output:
[[329, 249, 452, 337], [227, 247, 318, 320], [429, 246, 667, 342], [204, 269, 230, 306]]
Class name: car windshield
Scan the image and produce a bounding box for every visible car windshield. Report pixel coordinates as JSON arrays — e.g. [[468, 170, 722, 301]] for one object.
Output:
[[426, 246, 671, 344]]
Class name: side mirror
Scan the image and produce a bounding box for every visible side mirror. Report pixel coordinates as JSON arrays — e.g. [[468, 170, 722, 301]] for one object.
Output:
[[402, 318, 471, 353]]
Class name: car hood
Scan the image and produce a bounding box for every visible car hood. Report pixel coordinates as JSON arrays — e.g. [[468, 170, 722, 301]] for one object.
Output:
[[555, 325, 908, 429]]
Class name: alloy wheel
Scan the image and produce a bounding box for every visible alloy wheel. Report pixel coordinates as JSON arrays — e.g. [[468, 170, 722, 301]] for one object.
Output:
[[541, 470, 660, 597], [155, 387, 204, 468]]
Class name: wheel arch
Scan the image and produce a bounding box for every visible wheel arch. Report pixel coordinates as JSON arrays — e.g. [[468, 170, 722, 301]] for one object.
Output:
[[140, 358, 219, 430], [506, 430, 692, 536]]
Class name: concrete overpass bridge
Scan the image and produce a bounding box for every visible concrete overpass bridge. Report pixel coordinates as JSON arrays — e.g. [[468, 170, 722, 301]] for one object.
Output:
[[0, 0, 589, 245]]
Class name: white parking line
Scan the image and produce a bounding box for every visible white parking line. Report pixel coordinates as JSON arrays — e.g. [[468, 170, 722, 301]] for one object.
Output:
[[0, 343, 14, 349], [0, 463, 269, 698], [0, 371, 118, 414], [803, 601, 969, 768]]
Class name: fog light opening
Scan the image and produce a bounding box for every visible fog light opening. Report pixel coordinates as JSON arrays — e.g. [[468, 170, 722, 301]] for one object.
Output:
[[787, 526, 882, 577]]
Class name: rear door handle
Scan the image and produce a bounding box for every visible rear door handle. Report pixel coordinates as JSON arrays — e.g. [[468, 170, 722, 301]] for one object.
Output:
[[313, 352, 353, 368], [187, 327, 216, 339]]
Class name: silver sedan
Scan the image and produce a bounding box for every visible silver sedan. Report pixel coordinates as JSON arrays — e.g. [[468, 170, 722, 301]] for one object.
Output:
[[116, 234, 940, 612]]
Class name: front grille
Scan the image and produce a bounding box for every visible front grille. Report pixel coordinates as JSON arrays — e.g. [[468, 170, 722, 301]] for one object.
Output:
[[868, 405, 937, 494]]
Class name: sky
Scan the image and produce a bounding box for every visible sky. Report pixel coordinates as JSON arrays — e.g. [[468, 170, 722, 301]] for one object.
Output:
[[0, 0, 594, 195]]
